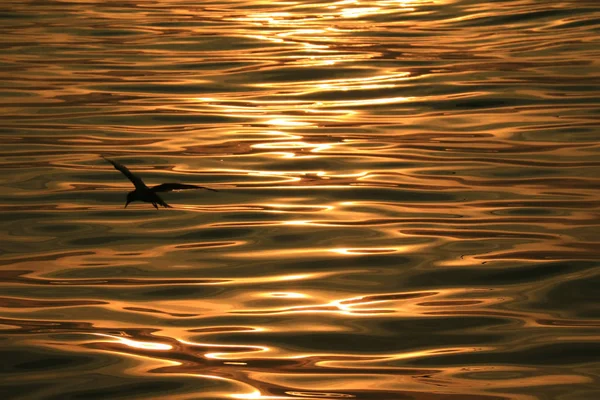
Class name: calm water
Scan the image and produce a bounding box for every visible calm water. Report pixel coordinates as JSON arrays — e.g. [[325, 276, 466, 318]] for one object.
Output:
[[1, 0, 599, 399]]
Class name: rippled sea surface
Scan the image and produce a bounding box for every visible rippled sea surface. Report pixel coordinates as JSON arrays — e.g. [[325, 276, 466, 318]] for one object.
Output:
[[2, 0, 600, 399]]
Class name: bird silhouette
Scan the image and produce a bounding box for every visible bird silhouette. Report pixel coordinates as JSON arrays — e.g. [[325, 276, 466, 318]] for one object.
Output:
[[102, 156, 217, 209]]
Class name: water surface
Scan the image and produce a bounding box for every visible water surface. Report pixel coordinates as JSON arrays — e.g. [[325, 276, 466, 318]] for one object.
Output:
[[1, 0, 600, 399]]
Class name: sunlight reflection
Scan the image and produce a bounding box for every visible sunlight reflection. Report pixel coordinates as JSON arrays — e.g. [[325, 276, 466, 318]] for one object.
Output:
[[331, 247, 402, 255], [264, 203, 335, 214], [224, 272, 327, 285], [228, 244, 428, 259], [277, 273, 314, 282], [230, 390, 291, 400], [264, 292, 309, 299], [93, 334, 172, 351], [178, 338, 270, 359], [228, 289, 477, 317], [245, 34, 286, 44], [277, 28, 326, 37], [251, 141, 336, 156], [332, 243, 429, 255], [264, 118, 314, 127], [341, 7, 381, 18], [282, 220, 311, 225], [254, 72, 411, 92], [317, 346, 494, 368]]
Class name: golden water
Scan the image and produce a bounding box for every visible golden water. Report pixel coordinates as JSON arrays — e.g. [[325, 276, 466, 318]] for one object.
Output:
[[1, 0, 599, 399]]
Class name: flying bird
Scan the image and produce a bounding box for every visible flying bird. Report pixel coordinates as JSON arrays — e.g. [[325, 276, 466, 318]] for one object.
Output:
[[102, 156, 217, 209]]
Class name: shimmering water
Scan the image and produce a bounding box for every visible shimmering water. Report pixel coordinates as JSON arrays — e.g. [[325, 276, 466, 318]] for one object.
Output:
[[1, 0, 600, 399]]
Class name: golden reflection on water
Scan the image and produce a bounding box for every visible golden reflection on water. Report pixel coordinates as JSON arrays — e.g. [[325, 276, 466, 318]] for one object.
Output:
[[1, 0, 600, 399]]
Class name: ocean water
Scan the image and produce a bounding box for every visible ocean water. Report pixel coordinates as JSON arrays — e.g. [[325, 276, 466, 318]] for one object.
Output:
[[1, 0, 599, 399]]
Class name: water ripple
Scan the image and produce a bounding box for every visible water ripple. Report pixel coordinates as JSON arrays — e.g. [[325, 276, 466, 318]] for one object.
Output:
[[1, 0, 599, 399]]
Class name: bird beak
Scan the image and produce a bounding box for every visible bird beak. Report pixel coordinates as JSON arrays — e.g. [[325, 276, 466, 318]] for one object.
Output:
[[124, 201, 130, 208]]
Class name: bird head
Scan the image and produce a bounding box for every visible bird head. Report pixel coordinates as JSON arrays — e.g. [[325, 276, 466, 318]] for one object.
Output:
[[125, 191, 137, 208]]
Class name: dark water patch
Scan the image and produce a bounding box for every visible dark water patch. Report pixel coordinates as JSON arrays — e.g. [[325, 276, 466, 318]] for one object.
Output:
[[0, 297, 106, 308], [49, 381, 186, 400], [406, 261, 596, 288], [408, 341, 600, 367], [529, 270, 600, 319], [0, 251, 96, 267], [69, 236, 132, 246], [176, 227, 256, 241], [4, 349, 96, 373], [206, 316, 512, 354]]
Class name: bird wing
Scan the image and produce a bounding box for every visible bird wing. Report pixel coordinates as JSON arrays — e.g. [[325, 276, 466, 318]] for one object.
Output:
[[102, 156, 147, 190], [151, 183, 218, 193]]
